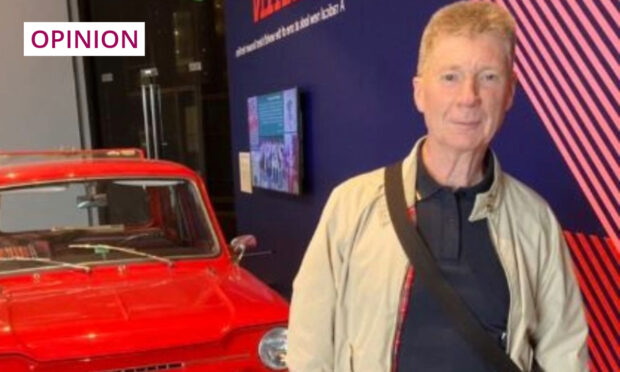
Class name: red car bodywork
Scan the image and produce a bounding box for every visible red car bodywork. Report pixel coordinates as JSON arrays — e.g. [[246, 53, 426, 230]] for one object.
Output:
[[0, 150, 289, 371]]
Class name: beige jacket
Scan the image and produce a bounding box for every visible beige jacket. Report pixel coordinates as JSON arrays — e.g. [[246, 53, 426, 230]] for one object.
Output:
[[288, 138, 588, 371]]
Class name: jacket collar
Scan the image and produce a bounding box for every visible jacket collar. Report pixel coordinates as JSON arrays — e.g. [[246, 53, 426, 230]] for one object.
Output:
[[401, 136, 504, 221]]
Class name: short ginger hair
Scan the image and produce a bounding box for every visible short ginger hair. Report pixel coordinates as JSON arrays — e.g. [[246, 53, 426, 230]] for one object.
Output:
[[417, 1, 516, 74]]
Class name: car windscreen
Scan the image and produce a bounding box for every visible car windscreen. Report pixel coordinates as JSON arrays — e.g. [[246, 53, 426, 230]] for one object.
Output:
[[0, 178, 220, 272]]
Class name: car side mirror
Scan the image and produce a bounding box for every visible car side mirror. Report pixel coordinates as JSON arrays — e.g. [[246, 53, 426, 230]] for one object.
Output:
[[229, 234, 257, 264]]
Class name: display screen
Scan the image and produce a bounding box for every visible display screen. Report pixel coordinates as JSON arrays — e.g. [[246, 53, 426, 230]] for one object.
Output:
[[248, 87, 301, 194]]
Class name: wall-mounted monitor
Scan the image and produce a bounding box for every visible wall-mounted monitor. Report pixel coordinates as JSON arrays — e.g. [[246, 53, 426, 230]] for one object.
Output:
[[248, 87, 302, 195]]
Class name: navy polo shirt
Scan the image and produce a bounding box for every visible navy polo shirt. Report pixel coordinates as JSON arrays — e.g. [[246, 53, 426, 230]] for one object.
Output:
[[396, 152, 510, 372]]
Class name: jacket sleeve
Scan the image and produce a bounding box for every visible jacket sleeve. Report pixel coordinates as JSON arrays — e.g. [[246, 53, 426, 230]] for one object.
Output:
[[532, 208, 589, 371], [287, 188, 345, 372]]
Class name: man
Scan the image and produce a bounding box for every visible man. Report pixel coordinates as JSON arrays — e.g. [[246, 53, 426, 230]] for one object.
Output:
[[287, 2, 588, 371]]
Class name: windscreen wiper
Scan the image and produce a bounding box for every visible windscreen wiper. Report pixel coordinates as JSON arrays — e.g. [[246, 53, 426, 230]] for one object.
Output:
[[116, 230, 163, 245], [0, 257, 91, 273], [67, 244, 174, 267]]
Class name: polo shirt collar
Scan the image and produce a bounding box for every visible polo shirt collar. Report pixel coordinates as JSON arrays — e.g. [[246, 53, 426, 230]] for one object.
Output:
[[415, 145, 494, 202], [400, 136, 504, 222]]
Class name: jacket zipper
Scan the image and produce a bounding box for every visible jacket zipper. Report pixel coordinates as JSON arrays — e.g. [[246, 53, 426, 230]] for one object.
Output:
[[390, 265, 415, 372], [486, 217, 513, 353]]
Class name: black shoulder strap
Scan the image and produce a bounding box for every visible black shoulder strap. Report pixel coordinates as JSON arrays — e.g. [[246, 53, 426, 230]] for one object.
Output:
[[384, 161, 521, 372]]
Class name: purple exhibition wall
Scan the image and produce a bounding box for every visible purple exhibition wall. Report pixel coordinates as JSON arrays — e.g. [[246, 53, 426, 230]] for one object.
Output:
[[224, 1, 618, 370]]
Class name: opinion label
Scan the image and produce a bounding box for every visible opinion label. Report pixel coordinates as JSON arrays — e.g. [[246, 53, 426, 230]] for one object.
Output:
[[24, 22, 145, 56]]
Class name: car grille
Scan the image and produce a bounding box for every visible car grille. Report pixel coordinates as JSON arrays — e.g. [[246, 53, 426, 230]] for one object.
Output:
[[100, 362, 184, 372]]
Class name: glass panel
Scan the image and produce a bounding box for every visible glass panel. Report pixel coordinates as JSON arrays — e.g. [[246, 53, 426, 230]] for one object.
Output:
[[0, 178, 219, 272], [87, 0, 206, 171], [83, 0, 235, 238]]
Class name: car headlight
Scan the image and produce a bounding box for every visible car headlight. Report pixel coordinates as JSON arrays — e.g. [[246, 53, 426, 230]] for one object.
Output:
[[258, 327, 287, 370]]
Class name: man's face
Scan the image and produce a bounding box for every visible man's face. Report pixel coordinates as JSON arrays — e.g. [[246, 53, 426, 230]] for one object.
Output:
[[413, 33, 515, 154]]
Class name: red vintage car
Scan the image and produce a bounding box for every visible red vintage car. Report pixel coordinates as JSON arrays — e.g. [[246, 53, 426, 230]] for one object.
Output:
[[0, 149, 288, 371]]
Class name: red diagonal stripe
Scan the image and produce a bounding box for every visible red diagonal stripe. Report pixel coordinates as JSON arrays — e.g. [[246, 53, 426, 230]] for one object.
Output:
[[568, 245, 618, 371], [588, 358, 597, 372], [565, 232, 620, 369], [585, 308, 612, 372], [589, 235, 620, 292], [568, 233, 620, 337], [576, 234, 620, 328], [605, 237, 620, 266], [578, 271, 618, 372]]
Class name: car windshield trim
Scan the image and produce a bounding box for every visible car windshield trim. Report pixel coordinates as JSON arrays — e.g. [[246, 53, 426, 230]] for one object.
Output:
[[112, 180, 184, 187], [67, 243, 174, 267], [0, 185, 69, 194], [0, 257, 91, 273]]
